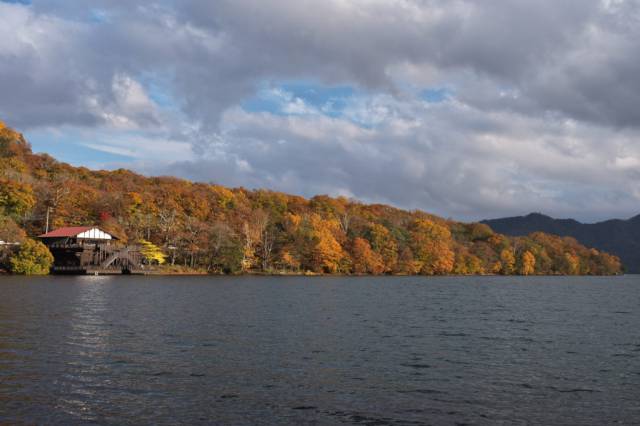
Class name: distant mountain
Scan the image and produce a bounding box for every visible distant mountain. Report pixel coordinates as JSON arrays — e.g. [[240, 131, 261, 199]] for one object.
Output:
[[483, 213, 640, 273]]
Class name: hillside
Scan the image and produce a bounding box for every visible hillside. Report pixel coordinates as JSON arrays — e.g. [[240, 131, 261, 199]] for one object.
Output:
[[0, 120, 621, 275], [483, 213, 640, 273]]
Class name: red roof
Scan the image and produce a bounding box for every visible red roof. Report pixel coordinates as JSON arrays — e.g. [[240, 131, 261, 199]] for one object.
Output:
[[38, 226, 95, 238]]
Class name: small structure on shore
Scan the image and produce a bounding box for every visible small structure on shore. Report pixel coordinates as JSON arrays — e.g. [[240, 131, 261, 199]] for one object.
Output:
[[39, 226, 144, 275]]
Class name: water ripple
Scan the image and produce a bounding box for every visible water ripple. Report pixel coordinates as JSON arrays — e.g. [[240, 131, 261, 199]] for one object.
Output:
[[0, 275, 639, 425]]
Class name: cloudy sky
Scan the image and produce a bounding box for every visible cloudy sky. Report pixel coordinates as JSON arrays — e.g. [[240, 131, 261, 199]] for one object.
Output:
[[1, 0, 639, 222]]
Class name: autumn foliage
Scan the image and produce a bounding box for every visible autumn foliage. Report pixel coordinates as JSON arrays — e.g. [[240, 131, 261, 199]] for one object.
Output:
[[8, 239, 53, 275], [0, 121, 623, 275]]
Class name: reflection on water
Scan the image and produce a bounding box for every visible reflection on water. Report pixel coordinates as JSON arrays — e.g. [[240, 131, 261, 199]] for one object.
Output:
[[0, 275, 639, 425], [59, 276, 114, 421]]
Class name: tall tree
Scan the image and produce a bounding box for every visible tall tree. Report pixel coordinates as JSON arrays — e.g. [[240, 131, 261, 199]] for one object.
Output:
[[409, 219, 455, 275], [519, 250, 536, 275]]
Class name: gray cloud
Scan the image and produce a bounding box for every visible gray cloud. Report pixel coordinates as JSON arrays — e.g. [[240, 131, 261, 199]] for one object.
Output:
[[162, 99, 640, 222], [1, 0, 639, 221]]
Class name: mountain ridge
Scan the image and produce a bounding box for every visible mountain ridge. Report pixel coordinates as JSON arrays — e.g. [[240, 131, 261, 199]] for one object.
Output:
[[483, 213, 640, 273]]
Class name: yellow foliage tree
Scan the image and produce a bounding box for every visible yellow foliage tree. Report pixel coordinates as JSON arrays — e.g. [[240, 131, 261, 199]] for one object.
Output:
[[519, 250, 536, 275], [0, 179, 35, 219], [564, 252, 580, 275], [306, 214, 346, 273], [138, 239, 167, 264], [368, 223, 398, 272], [500, 249, 516, 274], [454, 249, 484, 274]]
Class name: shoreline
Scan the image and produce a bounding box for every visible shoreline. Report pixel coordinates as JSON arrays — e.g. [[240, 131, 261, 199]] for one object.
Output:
[[0, 271, 625, 277]]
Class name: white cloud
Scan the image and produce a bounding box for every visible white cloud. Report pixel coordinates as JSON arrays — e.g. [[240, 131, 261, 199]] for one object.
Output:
[[1, 0, 640, 221]]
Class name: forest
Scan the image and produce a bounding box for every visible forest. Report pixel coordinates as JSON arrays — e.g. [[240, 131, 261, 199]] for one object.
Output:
[[0, 120, 622, 275]]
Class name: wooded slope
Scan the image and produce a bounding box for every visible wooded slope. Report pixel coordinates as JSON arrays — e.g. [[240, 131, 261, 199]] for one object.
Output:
[[484, 213, 639, 273], [0, 120, 622, 275]]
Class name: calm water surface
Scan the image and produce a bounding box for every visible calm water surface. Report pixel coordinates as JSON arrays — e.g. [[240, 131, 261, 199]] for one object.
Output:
[[1, 275, 639, 425]]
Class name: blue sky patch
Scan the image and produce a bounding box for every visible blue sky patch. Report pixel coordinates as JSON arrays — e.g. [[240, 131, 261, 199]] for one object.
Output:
[[27, 131, 134, 166], [421, 88, 452, 103], [242, 92, 284, 115], [89, 9, 110, 24], [139, 72, 178, 110], [242, 80, 355, 118], [281, 82, 354, 109]]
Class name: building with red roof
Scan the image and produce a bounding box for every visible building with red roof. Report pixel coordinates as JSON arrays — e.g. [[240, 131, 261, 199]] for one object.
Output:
[[38, 226, 141, 275], [39, 226, 117, 240]]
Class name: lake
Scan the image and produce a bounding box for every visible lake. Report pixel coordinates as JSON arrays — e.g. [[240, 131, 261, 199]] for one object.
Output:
[[0, 275, 639, 425]]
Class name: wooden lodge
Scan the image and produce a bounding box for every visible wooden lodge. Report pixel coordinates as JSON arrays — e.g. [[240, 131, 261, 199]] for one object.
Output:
[[38, 226, 145, 275]]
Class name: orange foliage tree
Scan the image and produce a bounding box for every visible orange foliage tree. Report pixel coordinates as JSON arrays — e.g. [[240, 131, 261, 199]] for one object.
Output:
[[351, 237, 385, 274], [409, 219, 455, 275]]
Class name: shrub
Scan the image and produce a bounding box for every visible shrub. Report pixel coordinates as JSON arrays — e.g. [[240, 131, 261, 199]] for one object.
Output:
[[9, 239, 53, 275]]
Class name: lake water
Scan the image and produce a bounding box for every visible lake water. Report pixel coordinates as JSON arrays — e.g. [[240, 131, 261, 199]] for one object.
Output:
[[0, 275, 639, 425]]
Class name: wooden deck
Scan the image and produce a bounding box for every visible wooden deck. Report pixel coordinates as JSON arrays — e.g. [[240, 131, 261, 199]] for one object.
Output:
[[47, 244, 146, 275], [52, 265, 150, 275]]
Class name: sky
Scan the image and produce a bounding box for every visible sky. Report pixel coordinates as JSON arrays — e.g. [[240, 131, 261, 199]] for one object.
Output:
[[1, 0, 640, 222]]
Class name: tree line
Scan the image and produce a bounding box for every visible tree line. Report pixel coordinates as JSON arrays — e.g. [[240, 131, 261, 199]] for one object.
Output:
[[0, 120, 622, 275]]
